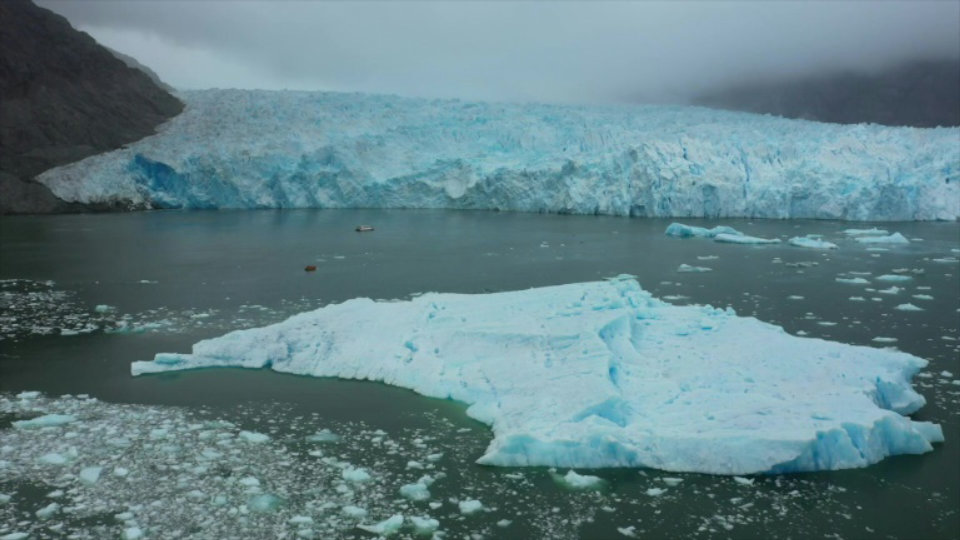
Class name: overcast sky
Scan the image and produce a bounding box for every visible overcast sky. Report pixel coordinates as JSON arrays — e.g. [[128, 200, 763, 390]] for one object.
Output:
[[37, 0, 960, 105]]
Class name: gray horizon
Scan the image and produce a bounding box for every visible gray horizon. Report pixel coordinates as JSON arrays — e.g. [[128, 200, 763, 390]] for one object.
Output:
[[36, 0, 960, 105]]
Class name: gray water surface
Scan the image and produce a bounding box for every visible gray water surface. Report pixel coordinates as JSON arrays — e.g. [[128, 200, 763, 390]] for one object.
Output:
[[1, 209, 958, 539]]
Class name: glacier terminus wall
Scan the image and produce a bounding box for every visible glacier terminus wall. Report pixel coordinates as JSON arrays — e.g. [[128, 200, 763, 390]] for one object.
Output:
[[38, 90, 960, 220]]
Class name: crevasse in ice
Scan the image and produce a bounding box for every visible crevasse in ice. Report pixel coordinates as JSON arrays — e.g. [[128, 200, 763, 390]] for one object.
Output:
[[131, 277, 943, 475], [38, 90, 959, 220]]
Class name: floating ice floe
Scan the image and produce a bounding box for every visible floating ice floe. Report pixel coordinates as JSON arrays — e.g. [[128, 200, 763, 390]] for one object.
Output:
[[133, 277, 943, 475], [714, 233, 780, 245], [894, 304, 924, 312], [788, 236, 838, 249], [12, 414, 76, 429], [876, 274, 913, 282], [555, 470, 605, 490], [855, 233, 910, 245], [843, 228, 889, 237], [665, 223, 742, 238], [458, 500, 484, 515], [677, 264, 712, 273], [835, 277, 870, 285], [358, 514, 404, 535]]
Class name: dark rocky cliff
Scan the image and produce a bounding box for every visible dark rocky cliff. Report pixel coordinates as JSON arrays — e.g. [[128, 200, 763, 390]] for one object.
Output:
[[0, 0, 184, 214], [693, 59, 960, 128]]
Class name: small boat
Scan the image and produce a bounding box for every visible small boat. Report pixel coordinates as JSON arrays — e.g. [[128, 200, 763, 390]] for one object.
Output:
[[355, 225, 374, 232], [304, 265, 317, 272]]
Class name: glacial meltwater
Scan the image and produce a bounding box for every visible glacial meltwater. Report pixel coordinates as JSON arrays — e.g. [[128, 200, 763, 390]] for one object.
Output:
[[1, 209, 958, 539]]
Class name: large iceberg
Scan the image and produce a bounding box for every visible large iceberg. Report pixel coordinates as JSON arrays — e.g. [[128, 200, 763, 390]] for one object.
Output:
[[132, 277, 942, 475], [39, 90, 959, 220]]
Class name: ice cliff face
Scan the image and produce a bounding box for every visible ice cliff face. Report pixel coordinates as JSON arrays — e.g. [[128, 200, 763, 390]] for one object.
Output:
[[132, 278, 943, 475], [39, 89, 960, 220]]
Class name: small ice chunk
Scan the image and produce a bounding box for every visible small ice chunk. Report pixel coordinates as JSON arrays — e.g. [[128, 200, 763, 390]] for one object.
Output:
[[836, 277, 869, 285], [558, 470, 604, 490], [238, 430, 270, 443], [305, 429, 339, 443], [714, 233, 780, 244], [0, 494, 10, 504], [697, 255, 719, 260], [665, 223, 741, 238], [878, 286, 902, 295], [733, 476, 755, 486], [646, 487, 666, 496], [876, 274, 912, 282], [843, 228, 888, 237], [617, 525, 638, 537], [238, 476, 260, 487], [399, 482, 431, 501], [409, 516, 440, 534], [113, 467, 129, 477], [79, 466, 103, 485], [406, 460, 424, 469], [36, 502, 60, 519], [123, 527, 144, 540], [342, 467, 372, 483], [849, 296, 866, 302], [872, 337, 898, 343], [855, 233, 909, 244], [94, 304, 115, 313], [677, 264, 712, 273], [358, 514, 404, 535], [247, 493, 283, 513], [912, 294, 934, 300], [289, 516, 314, 525], [894, 303, 924, 312], [662, 477, 683, 486], [38, 452, 68, 465], [497, 519, 513, 527], [13, 414, 76, 429], [787, 295, 804, 300], [788, 236, 837, 249], [342, 505, 367, 518], [459, 499, 483, 514], [16, 391, 41, 400], [940, 371, 953, 377]]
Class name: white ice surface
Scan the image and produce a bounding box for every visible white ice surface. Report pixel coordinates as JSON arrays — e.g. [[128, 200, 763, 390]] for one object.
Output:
[[714, 233, 781, 245], [37, 90, 960, 220], [788, 237, 838, 249], [132, 277, 942, 475], [855, 233, 910, 245]]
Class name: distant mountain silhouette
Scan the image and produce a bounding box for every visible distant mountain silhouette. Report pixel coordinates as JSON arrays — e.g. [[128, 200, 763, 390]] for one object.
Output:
[[693, 59, 960, 128], [107, 47, 177, 94], [0, 0, 183, 214]]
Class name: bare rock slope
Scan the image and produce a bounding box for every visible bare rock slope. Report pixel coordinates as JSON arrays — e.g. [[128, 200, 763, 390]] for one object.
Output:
[[0, 0, 183, 214]]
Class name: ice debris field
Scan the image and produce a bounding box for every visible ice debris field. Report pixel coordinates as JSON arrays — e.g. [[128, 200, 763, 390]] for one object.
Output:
[[38, 90, 959, 220], [5, 392, 926, 540], [132, 277, 943, 475]]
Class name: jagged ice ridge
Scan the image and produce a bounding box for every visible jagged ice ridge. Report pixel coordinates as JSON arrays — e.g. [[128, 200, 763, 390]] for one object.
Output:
[[38, 90, 959, 220], [132, 278, 943, 475]]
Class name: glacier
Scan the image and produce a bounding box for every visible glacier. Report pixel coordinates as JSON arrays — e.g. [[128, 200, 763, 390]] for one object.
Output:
[[38, 89, 959, 220], [131, 277, 942, 475]]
